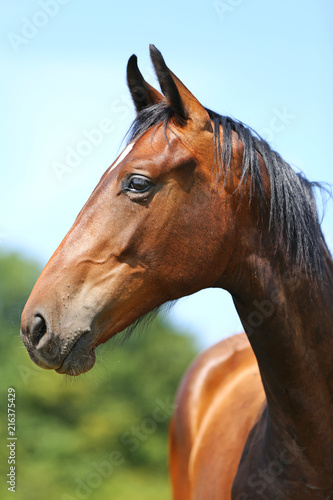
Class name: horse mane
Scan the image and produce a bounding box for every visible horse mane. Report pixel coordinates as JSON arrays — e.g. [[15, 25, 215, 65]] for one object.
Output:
[[126, 103, 331, 280]]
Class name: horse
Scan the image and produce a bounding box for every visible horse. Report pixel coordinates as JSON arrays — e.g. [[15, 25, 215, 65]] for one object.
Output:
[[20, 45, 333, 499]]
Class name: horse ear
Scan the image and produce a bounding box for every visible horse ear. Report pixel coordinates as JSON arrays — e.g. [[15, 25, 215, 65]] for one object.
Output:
[[127, 55, 164, 113], [149, 45, 212, 131]]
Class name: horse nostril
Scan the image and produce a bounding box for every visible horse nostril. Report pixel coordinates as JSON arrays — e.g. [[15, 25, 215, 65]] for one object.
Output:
[[30, 314, 47, 347]]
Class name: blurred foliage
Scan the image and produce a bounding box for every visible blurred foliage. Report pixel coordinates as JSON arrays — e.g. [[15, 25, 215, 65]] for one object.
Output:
[[0, 252, 198, 500]]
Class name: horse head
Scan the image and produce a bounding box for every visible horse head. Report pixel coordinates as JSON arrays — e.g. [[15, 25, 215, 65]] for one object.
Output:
[[20, 46, 261, 375]]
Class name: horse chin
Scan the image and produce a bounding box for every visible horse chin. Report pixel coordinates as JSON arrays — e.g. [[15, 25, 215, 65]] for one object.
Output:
[[55, 333, 97, 376]]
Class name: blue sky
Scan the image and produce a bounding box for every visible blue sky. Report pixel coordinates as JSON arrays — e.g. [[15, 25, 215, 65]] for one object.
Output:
[[1, 0, 333, 348]]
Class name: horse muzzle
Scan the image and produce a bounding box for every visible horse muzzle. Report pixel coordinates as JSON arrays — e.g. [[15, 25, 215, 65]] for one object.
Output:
[[20, 311, 97, 376]]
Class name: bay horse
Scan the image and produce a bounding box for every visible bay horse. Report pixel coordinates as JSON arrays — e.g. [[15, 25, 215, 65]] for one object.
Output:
[[20, 46, 333, 499]]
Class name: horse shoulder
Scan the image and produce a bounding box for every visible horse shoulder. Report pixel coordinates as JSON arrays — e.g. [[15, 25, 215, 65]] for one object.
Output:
[[169, 332, 266, 500]]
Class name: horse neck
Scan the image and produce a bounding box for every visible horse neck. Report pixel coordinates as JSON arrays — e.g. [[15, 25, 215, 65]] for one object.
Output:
[[225, 239, 333, 461]]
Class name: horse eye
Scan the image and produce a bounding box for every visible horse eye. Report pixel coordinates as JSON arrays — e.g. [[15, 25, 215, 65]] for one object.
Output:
[[127, 175, 152, 193]]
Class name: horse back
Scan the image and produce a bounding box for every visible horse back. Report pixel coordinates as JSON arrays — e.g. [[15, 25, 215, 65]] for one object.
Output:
[[169, 333, 266, 500]]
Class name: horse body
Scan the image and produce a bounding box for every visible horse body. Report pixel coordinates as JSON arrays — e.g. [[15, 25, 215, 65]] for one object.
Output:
[[20, 46, 333, 498]]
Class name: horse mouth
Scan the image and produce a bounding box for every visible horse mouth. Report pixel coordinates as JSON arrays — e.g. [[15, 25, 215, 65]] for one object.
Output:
[[56, 331, 97, 376]]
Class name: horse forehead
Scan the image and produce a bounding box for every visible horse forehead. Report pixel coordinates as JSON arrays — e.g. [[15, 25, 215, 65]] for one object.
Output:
[[110, 124, 210, 180], [122, 131, 195, 174]]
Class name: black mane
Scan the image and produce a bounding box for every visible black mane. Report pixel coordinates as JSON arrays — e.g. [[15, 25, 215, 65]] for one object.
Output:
[[126, 103, 330, 279]]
